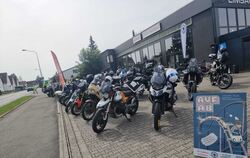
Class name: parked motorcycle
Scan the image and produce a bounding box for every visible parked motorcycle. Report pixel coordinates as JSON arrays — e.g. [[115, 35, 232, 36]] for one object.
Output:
[[149, 66, 178, 131], [92, 76, 139, 133], [182, 58, 203, 101], [208, 49, 233, 89], [70, 80, 89, 116], [82, 76, 101, 121]]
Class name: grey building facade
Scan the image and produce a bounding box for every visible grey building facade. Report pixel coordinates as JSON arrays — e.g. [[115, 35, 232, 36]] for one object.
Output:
[[101, 0, 250, 71]]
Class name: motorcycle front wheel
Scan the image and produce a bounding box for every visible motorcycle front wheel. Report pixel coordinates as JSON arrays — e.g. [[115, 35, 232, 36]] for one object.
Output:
[[188, 83, 197, 101], [82, 101, 96, 121], [92, 109, 108, 133], [153, 103, 161, 131], [71, 103, 82, 116], [218, 74, 233, 89], [65, 102, 72, 113], [128, 97, 139, 116]]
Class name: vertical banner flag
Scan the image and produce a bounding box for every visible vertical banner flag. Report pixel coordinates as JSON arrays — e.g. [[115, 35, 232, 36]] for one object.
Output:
[[193, 93, 247, 158], [51, 51, 65, 87], [181, 23, 187, 59]]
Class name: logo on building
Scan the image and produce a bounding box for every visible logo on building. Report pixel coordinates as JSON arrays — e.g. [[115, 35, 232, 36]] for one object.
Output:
[[228, 0, 250, 4]]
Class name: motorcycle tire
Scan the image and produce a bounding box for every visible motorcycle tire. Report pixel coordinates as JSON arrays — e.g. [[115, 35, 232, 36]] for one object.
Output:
[[218, 74, 233, 89], [92, 109, 108, 133], [128, 97, 139, 116], [62, 97, 70, 106], [82, 101, 96, 121], [65, 102, 72, 113], [59, 96, 64, 104], [153, 103, 161, 131], [188, 83, 197, 101], [71, 103, 82, 116]]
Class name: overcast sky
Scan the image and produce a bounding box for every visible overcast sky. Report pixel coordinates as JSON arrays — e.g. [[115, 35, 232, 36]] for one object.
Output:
[[0, 0, 193, 81]]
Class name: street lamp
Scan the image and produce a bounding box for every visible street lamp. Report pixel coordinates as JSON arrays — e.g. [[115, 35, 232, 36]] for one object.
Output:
[[21, 49, 43, 78]]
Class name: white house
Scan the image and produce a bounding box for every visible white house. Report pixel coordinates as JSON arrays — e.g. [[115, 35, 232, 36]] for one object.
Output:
[[63, 66, 78, 81], [0, 73, 13, 91], [0, 78, 4, 92]]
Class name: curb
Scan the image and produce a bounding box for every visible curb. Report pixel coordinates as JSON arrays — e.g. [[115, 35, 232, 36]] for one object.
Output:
[[57, 101, 92, 158], [0, 96, 34, 118]]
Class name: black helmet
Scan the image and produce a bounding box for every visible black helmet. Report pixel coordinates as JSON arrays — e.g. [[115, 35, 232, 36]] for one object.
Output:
[[86, 74, 94, 84], [127, 70, 134, 81]]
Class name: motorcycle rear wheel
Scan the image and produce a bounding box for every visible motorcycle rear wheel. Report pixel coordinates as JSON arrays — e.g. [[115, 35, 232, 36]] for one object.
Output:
[[71, 103, 82, 116], [218, 74, 233, 89], [92, 109, 108, 133]]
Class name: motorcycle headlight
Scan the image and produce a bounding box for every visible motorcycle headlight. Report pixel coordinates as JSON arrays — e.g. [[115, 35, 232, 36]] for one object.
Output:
[[152, 83, 163, 90]]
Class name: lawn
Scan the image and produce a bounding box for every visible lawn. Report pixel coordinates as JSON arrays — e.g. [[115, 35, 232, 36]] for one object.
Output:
[[0, 96, 33, 116]]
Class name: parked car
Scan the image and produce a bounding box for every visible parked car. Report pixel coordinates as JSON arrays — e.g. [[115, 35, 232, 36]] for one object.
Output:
[[27, 87, 33, 92]]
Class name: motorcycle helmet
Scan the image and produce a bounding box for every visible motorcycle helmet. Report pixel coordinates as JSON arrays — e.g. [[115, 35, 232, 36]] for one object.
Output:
[[166, 68, 178, 83], [86, 74, 94, 84], [92, 74, 102, 85], [126, 70, 134, 81], [109, 70, 114, 77], [105, 76, 113, 83]]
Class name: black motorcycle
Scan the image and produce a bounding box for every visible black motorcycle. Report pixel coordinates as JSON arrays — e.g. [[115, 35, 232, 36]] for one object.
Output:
[[208, 53, 233, 89], [149, 66, 178, 131], [183, 58, 203, 101]]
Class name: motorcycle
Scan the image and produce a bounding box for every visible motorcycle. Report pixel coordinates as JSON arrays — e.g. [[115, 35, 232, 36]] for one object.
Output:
[[149, 66, 178, 131], [92, 78, 139, 133], [81, 82, 101, 121], [70, 80, 89, 116], [208, 53, 233, 89], [182, 58, 203, 101]]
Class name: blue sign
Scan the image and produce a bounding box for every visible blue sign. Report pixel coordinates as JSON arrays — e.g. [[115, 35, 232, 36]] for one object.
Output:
[[193, 93, 247, 158]]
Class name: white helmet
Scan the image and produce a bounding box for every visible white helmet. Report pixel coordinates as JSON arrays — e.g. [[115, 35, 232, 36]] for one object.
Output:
[[166, 68, 178, 83], [105, 76, 113, 83]]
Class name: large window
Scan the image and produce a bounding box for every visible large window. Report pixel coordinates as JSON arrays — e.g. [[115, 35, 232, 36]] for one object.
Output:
[[228, 8, 237, 33], [154, 42, 161, 56], [237, 9, 246, 27], [218, 8, 228, 27], [165, 37, 173, 53], [246, 9, 250, 26], [217, 8, 250, 36], [142, 47, 149, 60], [135, 51, 141, 63], [148, 45, 154, 59]]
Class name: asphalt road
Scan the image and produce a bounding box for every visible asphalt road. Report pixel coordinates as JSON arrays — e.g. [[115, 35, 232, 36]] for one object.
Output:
[[0, 90, 31, 107], [0, 94, 59, 158]]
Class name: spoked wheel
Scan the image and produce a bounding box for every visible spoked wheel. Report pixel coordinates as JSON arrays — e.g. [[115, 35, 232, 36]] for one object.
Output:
[[153, 103, 161, 131], [218, 74, 233, 89], [92, 109, 108, 133], [82, 101, 97, 121], [71, 103, 82, 116]]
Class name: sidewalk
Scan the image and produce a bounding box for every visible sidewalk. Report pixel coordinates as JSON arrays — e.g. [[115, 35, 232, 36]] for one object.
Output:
[[58, 72, 250, 158], [0, 94, 59, 158]]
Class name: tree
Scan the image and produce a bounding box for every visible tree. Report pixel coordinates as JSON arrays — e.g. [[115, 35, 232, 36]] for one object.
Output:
[[78, 36, 102, 78]]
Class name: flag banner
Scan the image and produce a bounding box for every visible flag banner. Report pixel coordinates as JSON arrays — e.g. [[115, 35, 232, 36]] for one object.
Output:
[[180, 23, 187, 59], [51, 51, 65, 87], [193, 93, 248, 158]]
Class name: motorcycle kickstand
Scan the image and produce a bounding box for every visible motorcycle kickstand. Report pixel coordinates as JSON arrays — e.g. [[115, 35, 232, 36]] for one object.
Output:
[[123, 113, 132, 122], [171, 109, 178, 118]]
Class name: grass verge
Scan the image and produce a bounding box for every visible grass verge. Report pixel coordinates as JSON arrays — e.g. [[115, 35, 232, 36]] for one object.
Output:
[[0, 96, 33, 116]]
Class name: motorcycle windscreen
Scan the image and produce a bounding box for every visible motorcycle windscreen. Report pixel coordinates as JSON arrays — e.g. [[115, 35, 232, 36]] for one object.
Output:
[[150, 72, 166, 90]]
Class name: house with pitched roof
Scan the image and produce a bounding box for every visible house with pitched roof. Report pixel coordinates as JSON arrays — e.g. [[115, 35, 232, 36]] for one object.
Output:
[[0, 73, 14, 91], [0, 78, 4, 92]]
